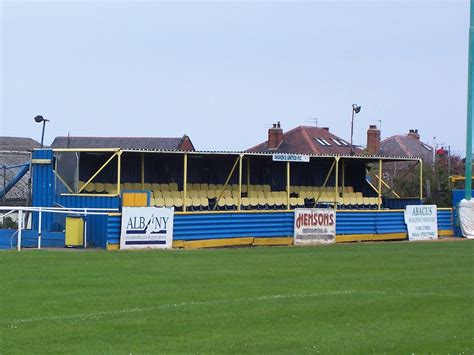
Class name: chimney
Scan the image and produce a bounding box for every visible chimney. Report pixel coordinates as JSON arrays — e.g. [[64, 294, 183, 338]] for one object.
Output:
[[407, 129, 420, 140], [321, 127, 329, 131], [366, 124, 380, 155], [268, 121, 283, 149]]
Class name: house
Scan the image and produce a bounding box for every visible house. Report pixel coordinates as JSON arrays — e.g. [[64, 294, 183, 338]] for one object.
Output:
[[247, 122, 362, 155], [0, 137, 41, 203], [50, 135, 195, 151], [365, 126, 433, 163]]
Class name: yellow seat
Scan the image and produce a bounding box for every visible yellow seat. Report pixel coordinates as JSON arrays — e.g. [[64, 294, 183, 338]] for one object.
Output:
[[184, 197, 192, 210], [149, 197, 156, 206], [143, 183, 152, 191], [132, 183, 142, 191], [169, 182, 178, 191], [241, 197, 250, 209], [255, 185, 263, 192], [290, 197, 298, 208], [207, 189, 217, 199], [257, 196, 267, 209], [155, 197, 165, 207], [78, 181, 85, 191], [172, 190, 182, 199], [231, 184, 239, 191], [153, 191, 163, 198], [217, 197, 226, 210], [151, 183, 161, 191], [173, 197, 183, 209], [123, 183, 133, 191], [266, 196, 275, 209], [200, 197, 209, 210], [94, 183, 105, 193], [297, 197, 305, 207], [241, 185, 248, 193], [164, 197, 174, 208], [232, 190, 240, 199], [200, 183, 208, 191], [161, 183, 170, 191], [248, 191, 258, 198], [208, 184, 217, 191], [249, 197, 258, 209], [257, 191, 265, 198], [84, 183, 95, 193], [104, 183, 114, 192], [225, 197, 236, 210], [162, 191, 172, 198]]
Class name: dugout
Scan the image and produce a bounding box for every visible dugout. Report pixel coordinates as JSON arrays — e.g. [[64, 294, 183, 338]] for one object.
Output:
[[24, 148, 454, 250]]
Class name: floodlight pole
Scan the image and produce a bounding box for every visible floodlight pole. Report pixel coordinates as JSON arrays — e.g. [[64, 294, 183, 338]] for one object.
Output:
[[466, 0, 474, 200], [350, 109, 355, 156]]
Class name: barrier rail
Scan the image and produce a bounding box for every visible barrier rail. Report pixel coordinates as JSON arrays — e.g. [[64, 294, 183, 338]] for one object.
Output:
[[0, 206, 119, 250]]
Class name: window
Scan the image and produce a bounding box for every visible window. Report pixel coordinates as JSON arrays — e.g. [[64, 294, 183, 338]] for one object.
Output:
[[316, 138, 329, 146], [422, 144, 432, 151], [339, 140, 349, 146], [321, 138, 331, 146], [331, 138, 342, 146]]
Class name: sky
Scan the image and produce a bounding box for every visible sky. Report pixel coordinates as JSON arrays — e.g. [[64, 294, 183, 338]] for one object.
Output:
[[0, 0, 470, 155]]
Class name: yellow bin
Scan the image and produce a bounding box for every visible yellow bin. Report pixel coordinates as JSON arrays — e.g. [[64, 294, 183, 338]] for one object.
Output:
[[65, 216, 84, 247]]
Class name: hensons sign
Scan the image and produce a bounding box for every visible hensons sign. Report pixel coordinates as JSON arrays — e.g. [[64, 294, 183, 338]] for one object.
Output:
[[294, 208, 336, 244], [120, 207, 174, 249], [404, 205, 438, 241]]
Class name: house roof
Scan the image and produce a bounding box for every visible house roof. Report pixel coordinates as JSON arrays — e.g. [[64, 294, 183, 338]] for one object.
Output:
[[0, 137, 42, 151], [50, 135, 195, 151], [379, 135, 433, 162], [0, 151, 31, 200], [247, 126, 363, 155]]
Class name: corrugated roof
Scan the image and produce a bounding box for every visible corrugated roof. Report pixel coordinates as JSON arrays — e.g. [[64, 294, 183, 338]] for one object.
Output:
[[0, 137, 41, 151], [50, 136, 194, 151], [247, 126, 363, 155]]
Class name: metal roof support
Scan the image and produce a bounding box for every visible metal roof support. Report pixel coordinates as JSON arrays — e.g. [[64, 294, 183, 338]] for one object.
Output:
[[247, 158, 250, 196], [238, 154, 243, 211], [78, 151, 119, 193], [141, 153, 145, 190], [117, 151, 122, 196], [377, 159, 382, 210], [341, 160, 345, 195], [313, 159, 336, 208], [183, 153, 188, 212], [287, 161, 291, 210], [213, 155, 240, 211], [374, 173, 400, 198]]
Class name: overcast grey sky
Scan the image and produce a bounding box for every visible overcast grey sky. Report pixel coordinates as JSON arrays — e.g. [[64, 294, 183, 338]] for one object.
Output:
[[0, 0, 469, 155]]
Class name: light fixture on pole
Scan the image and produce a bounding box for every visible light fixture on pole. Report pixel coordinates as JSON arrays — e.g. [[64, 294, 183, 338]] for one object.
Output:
[[350, 104, 361, 155], [34, 115, 49, 148]]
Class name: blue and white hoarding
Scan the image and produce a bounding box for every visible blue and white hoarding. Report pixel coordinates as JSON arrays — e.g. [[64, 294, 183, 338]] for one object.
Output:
[[120, 207, 174, 249]]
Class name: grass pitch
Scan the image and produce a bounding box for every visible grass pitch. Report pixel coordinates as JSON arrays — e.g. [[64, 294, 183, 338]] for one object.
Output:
[[0, 240, 472, 353]]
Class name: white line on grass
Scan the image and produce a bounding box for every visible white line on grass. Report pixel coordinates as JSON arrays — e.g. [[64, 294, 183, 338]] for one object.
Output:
[[6, 290, 386, 327]]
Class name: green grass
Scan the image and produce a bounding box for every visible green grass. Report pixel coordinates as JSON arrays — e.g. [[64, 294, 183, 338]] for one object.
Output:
[[0, 241, 473, 354]]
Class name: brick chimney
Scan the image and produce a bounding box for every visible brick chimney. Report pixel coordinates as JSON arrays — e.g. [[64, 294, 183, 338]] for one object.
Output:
[[407, 129, 420, 140], [366, 124, 380, 155], [268, 122, 283, 149]]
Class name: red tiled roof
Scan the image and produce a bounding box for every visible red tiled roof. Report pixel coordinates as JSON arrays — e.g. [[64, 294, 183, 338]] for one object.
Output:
[[247, 126, 363, 155], [379, 135, 433, 162]]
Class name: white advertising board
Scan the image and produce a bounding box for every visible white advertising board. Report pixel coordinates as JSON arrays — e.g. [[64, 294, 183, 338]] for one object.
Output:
[[120, 207, 174, 249], [294, 208, 336, 244], [404, 205, 438, 241], [272, 154, 310, 163]]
